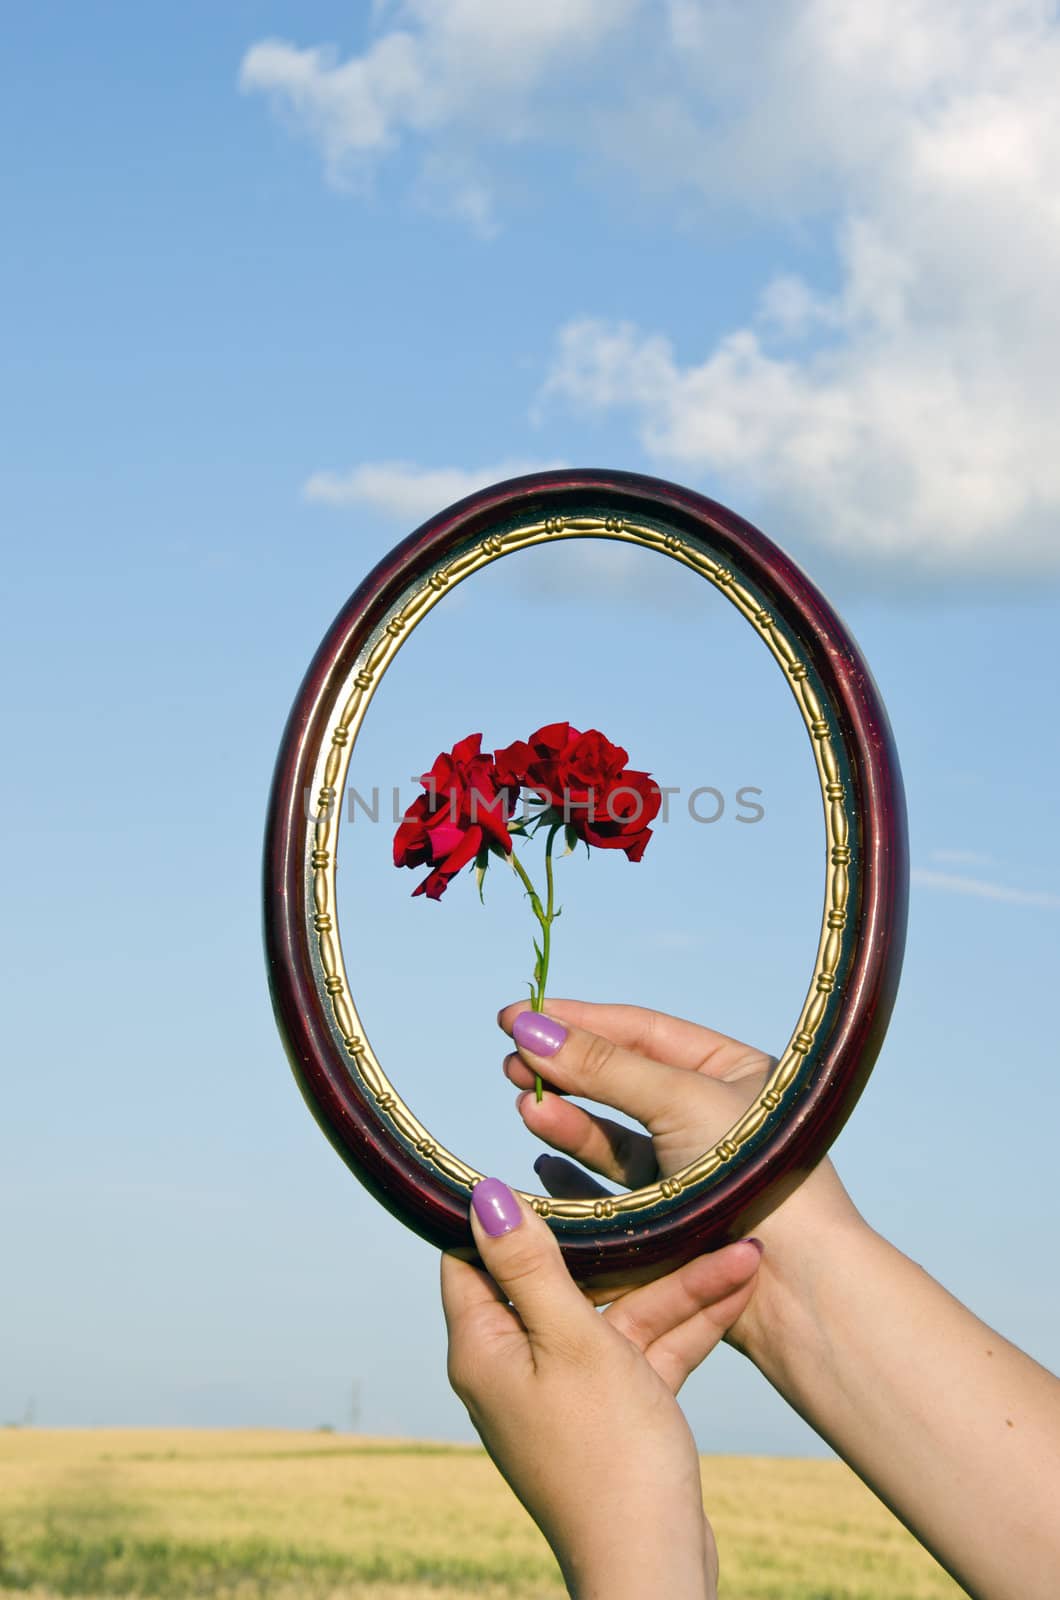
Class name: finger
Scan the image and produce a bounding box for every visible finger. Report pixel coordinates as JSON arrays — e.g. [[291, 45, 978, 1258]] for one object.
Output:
[[515, 1085, 658, 1189], [504, 1008, 740, 1135], [532, 1152, 612, 1200], [440, 1250, 528, 1401], [603, 1241, 763, 1354], [503, 1050, 545, 1092], [647, 1275, 760, 1395], [439, 1248, 506, 1329], [498, 997, 767, 1079], [439, 1249, 520, 1343], [467, 1177, 596, 1350]]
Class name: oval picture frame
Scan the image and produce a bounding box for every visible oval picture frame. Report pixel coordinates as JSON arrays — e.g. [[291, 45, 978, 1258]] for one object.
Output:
[[263, 469, 908, 1287]]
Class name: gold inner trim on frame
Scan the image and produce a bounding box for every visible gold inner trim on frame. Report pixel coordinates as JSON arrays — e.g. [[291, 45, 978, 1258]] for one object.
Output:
[[306, 516, 850, 1221]]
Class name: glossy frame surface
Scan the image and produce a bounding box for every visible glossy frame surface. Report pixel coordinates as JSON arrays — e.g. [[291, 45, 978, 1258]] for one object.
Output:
[[263, 470, 908, 1284]]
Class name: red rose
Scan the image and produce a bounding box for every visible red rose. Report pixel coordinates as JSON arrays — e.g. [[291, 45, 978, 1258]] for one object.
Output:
[[492, 738, 534, 790], [523, 722, 661, 861], [394, 732, 515, 899]]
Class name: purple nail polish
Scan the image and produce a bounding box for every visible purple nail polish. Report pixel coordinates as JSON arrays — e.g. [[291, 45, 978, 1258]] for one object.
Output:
[[744, 1237, 764, 1255], [472, 1177, 523, 1237], [513, 1010, 567, 1057]]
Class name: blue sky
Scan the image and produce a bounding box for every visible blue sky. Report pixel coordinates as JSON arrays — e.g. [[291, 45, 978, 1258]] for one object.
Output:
[[2, 2, 1058, 1453]]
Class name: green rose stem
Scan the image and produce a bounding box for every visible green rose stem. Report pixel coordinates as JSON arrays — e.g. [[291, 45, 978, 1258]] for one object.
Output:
[[508, 820, 563, 1103]]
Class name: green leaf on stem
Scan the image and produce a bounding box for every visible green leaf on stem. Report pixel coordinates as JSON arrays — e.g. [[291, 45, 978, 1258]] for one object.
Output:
[[474, 845, 491, 904], [562, 823, 579, 857]]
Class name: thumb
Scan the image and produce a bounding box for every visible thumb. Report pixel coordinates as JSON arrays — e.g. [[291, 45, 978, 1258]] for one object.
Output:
[[469, 1177, 595, 1349], [509, 1007, 746, 1136]]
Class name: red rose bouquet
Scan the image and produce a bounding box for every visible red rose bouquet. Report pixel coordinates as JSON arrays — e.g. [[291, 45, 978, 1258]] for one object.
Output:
[[394, 722, 661, 1098]]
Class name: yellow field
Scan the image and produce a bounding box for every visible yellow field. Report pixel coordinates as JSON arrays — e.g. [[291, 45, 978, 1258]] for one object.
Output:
[[0, 1429, 964, 1600]]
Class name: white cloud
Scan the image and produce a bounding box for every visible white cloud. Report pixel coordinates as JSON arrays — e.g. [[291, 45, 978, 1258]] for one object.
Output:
[[303, 456, 701, 610], [413, 151, 498, 238], [303, 459, 567, 521], [238, 33, 428, 173], [239, 0, 637, 215], [250, 2, 1060, 573], [930, 848, 995, 868], [912, 868, 1060, 909], [538, 1, 1060, 571]]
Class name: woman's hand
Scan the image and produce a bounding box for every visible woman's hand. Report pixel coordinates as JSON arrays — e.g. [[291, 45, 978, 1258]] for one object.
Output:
[[441, 1176, 762, 1600], [500, 999, 1060, 1600], [497, 996, 861, 1349]]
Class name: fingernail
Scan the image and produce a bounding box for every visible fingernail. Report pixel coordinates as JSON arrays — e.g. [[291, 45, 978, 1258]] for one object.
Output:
[[472, 1177, 523, 1237], [744, 1237, 764, 1256], [513, 1011, 567, 1057]]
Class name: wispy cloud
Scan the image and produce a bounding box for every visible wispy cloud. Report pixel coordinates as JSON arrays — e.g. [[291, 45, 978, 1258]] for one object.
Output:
[[248, 3, 1060, 575], [303, 456, 702, 612], [911, 868, 1060, 910], [238, 1, 636, 225], [537, 5, 1060, 574], [303, 459, 567, 522], [929, 848, 996, 869]]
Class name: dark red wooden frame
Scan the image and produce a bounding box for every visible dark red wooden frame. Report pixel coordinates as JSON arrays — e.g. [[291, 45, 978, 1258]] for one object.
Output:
[[263, 470, 908, 1286]]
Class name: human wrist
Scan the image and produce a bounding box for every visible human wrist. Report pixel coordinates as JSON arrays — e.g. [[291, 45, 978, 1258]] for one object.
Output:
[[565, 1523, 714, 1600], [726, 1162, 871, 1372], [556, 1475, 714, 1599]]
